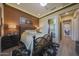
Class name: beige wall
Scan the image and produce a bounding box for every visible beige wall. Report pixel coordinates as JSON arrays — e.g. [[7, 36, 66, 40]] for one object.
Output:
[[39, 4, 79, 43], [39, 15, 60, 43], [72, 9, 79, 41]]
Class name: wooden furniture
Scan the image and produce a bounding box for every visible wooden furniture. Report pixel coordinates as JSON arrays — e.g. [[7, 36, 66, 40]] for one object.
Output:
[[33, 33, 59, 56], [33, 34, 52, 56], [1, 35, 20, 51]]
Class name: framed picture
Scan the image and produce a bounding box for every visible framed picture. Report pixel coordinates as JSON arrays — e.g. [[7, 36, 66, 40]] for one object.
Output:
[[63, 20, 72, 37], [19, 16, 32, 25]]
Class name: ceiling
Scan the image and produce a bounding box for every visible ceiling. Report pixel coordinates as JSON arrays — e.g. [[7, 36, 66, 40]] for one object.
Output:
[[7, 3, 72, 18]]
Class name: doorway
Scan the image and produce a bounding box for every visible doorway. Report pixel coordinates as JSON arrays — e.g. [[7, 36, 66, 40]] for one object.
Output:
[[57, 11, 77, 56]]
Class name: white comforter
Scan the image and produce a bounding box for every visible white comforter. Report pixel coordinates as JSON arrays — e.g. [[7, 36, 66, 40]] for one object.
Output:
[[20, 30, 44, 56]]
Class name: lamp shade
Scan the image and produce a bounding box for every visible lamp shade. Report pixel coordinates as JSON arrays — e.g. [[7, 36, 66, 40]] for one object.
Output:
[[8, 24, 16, 29]]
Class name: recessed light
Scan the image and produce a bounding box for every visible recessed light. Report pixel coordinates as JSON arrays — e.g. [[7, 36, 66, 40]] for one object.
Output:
[[65, 12, 69, 15], [38, 14, 41, 15]]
